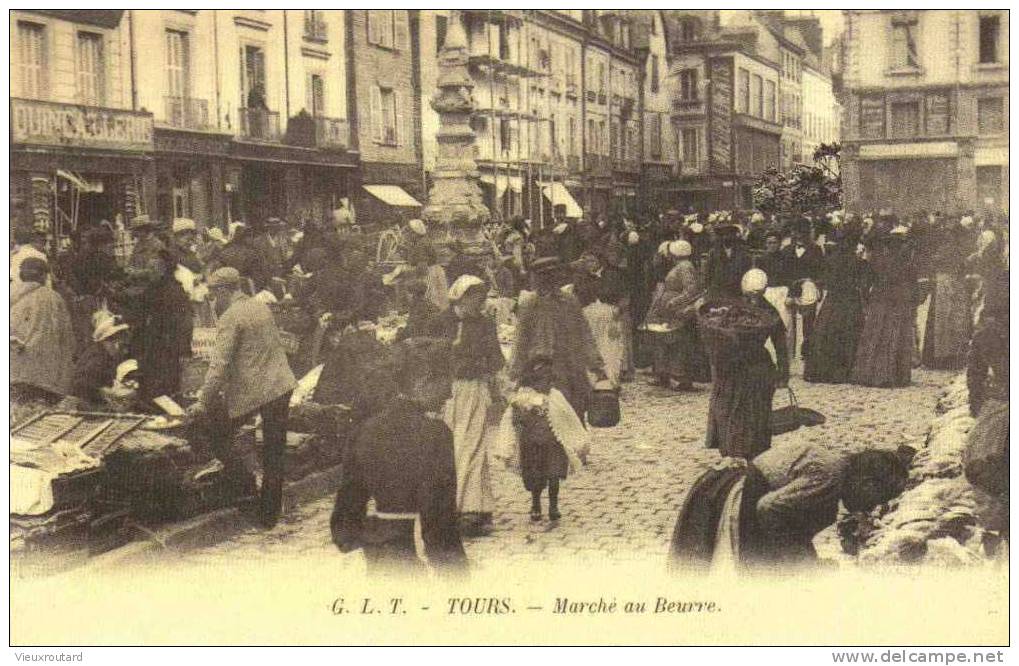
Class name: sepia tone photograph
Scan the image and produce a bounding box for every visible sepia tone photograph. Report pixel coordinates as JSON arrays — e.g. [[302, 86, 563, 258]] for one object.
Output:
[[8, 7, 1010, 648]]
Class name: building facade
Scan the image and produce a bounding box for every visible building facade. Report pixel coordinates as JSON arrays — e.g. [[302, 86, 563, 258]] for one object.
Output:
[[347, 10, 425, 226], [10, 10, 155, 241], [418, 10, 649, 227], [801, 58, 841, 164], [633, 10, 680, 213], [668, 11, 783, 211], [11, 9, 358, 240], [841, 10, 1009, 214]]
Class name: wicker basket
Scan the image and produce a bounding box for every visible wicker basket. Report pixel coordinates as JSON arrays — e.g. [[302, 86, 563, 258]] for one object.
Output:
[[697, 300, 778, 349]]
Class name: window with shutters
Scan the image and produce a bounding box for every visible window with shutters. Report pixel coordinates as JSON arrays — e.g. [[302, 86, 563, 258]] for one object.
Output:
[[978, 15, 1000, 64], [304, 10, 327, 41], [751, 74, 763, 118], [679, 69, 698, 102], [889, 101, 919, 138], [568, 116, 576, 157], [166, 30, 190, 101], [308, 74, 325, 116], [76, 32, 104, 106], [977, 97, 1003, 135], [599, 120, 607, 155], [737, 68, 749, 114], [372, 85, 399, 144], [367, 11, 408, 50], [681, 128, 698, 167], [500, 118, 512, 153], [650, 55, 659, 93], [598, 63, 606, 93], [611, 121, 619, 159], [765, 80, 776, 122], [649, 114, 662, 160], [240, 44, 267, 108], [498, 22, 510, 60], [18, 22, 46, 99]]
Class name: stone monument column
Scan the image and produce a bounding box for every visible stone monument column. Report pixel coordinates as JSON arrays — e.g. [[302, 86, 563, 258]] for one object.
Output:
[[422, 10, 492, 256]]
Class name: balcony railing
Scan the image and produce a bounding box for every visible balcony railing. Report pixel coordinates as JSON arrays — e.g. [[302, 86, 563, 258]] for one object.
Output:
[[164, 96, 211, 130], [304, 16, 328, 41], [239, 108, 280, 141], [614, 158, 640, 174], [643, 162, 675, 181], [673, 98, 704, 115], [314, 116, 349, 150]]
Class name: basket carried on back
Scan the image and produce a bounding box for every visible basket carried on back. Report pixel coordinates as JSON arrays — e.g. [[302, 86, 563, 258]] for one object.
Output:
[[697, 299, 779, 349]]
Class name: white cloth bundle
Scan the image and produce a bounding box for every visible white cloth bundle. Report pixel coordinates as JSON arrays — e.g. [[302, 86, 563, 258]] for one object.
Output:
[[495, 387, 589, 474]]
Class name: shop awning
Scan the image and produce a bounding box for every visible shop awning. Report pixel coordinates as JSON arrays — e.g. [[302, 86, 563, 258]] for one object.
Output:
[[363, 185, 421, 207], [540, 182, 583, 219], [481, 174, 524, 198], [56, 170, 103, 193]]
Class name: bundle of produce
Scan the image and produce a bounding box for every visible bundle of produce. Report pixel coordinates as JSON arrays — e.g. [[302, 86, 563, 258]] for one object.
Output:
[[857, 476, 983, 566], [910, 405, 974, 484], [698, 300, 778, 347], [101, 430, 203, 521], [288, 401, 354, 440], [935, 374, 969, 415], [314, 329, 396, 418]]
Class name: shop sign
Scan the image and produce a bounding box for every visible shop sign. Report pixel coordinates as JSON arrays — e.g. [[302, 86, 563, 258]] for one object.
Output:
[[11, 98, 154, 151]]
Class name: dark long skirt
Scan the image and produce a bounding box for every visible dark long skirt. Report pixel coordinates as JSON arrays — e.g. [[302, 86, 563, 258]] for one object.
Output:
[[651, 325, 710, 384], [922, 272, 971, 370], [515, 409, 569, 493], [705, 359, 775, 459], [851, 299, 914, 387], [804, 293, 864, 384]]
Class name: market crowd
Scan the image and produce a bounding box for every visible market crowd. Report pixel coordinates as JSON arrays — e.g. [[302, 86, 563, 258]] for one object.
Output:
[[10, 201, 1009, 576]]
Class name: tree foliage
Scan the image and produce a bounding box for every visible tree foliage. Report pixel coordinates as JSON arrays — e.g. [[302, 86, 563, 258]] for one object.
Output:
[[753, 142, 842, 221]]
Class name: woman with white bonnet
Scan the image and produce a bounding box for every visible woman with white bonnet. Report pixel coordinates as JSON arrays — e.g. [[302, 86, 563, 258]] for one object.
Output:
[[436, 274, 506, 537], [705, 268, 789, 459], [643, 240, 705, 390]]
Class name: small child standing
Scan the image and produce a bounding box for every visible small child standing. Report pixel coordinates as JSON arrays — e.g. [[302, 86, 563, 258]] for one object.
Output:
[[498, 356, 589, 522]]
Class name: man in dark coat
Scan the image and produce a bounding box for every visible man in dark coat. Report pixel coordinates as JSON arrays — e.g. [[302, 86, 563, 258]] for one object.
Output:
[[704, 224, 753, 299], [331, 337, 468, 579], [137, 251, 194, 405], [780, 226, 825, 358]]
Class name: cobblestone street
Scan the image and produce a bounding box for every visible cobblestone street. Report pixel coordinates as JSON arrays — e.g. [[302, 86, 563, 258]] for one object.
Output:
[[155, 362, 957, 574]]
